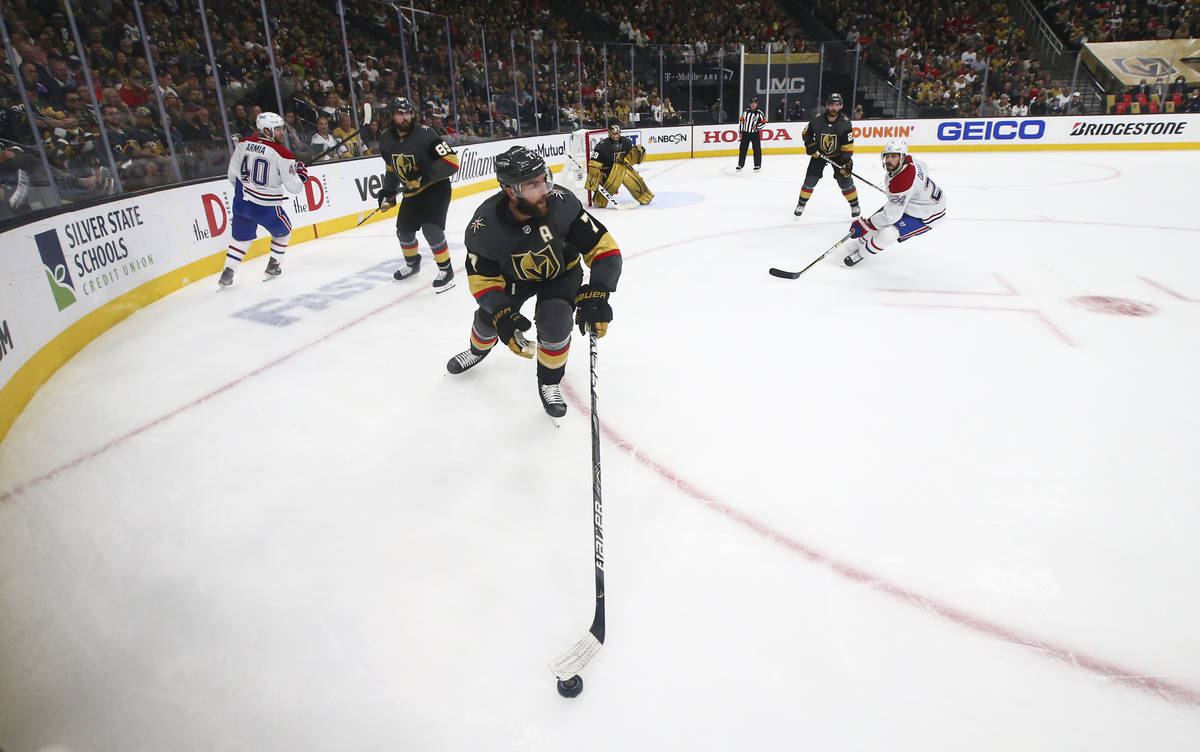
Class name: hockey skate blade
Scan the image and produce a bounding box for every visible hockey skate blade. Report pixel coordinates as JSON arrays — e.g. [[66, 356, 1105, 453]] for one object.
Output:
[[433, 280, 457, 294], [549, 633, 602, 681]]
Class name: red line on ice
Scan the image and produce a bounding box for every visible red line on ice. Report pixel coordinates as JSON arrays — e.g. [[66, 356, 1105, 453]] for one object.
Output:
[[884, 303, 1077, 346], [1140, 277, 1199, 302], [0, 280, 433, 505], [0, 217, 1192, 710], [876, 272, 1019, 296], [558, 379, 1200, 710]]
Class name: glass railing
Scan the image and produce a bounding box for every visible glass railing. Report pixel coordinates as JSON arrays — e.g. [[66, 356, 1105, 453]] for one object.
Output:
[[0, 0, 1156, 229]]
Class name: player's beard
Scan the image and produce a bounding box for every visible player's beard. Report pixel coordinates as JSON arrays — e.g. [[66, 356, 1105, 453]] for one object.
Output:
[[393, 119, 413, 136], [515, 195, 549, 218]]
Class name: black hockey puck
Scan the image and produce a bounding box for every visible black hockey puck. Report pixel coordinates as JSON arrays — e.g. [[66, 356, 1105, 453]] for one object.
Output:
[[556, 675, 583, 698]]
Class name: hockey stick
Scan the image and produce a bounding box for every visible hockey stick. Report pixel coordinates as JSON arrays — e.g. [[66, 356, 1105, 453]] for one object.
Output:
[[567, 155, 632, 210], [356, 207, 381, 227], [310, 102, 373, 162], [355, 194, 400, 227], [549, 328, 605, 698], [818, 153, 887, 195], [768, 231, 855, 279]]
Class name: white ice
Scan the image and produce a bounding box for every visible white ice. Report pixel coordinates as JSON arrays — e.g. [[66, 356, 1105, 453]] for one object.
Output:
[[2, 151, 1200, 752]]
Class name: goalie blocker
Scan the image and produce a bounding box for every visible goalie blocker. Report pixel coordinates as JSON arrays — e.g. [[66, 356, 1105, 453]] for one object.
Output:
[[586, 125, 653, 208]]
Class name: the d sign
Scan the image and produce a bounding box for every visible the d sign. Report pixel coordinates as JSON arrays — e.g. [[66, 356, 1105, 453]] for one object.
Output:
[[202, 193, 227, 236]]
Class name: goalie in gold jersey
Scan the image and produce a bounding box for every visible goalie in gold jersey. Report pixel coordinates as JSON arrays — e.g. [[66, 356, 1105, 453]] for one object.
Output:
[[586, 124, 654, 207]]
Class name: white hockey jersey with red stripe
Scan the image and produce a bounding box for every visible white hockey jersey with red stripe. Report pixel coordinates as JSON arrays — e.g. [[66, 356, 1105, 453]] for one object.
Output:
[[226, 135, 305, 206], [869, 154, 947, 228]]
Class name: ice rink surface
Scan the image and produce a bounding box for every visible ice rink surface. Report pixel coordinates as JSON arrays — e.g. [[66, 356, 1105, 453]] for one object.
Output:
[[2, 150, 1199, 751]]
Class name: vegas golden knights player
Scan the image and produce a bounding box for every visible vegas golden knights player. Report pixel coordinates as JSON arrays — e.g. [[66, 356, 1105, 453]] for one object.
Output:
[[377, 97, 460, 291], [586, 124, 653, 207], [795, 92, 860, 218], [447, 146, 622, 418]]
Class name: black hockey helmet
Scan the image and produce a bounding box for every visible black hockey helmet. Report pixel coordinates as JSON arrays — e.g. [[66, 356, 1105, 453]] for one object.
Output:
[[389, 96, 414, 114], [496, 145, 552, 192], [826, 92, 844, 107]]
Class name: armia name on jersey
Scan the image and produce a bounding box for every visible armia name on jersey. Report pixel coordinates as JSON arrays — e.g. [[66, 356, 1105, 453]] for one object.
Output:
[[245, 142, 268, 154]]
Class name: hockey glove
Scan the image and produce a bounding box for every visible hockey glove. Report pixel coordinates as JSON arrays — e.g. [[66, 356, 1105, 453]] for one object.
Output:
[[294, 160, 309, 183], [492, 306, 534, 358], [849, 217, 875, 239], [574, 285, 613, 337], [377, 186, 398, 210], [804, 142, 818, 156], [836, 158, 853, 177]]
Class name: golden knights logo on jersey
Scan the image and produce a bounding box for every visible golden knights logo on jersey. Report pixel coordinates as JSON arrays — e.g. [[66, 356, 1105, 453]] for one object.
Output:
[[820, 133, 838, 155], [512, 246, 562, 281], [391, 153, 421, 189]]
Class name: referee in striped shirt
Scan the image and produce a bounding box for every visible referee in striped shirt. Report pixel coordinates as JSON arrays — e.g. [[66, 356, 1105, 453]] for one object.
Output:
[[737, 98, 766, 171]]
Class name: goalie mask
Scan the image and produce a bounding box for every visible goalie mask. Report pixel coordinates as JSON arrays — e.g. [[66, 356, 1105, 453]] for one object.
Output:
[[608, 124, 621, 141]]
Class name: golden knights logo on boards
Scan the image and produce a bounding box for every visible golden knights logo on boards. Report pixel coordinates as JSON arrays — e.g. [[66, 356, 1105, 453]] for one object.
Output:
[[391, 153, 421, 189], [820, 133, 838, 155], [511, 246, 561, 281]]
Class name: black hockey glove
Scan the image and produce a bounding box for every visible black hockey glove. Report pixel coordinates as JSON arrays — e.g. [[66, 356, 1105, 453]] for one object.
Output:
[[574, 285, 613, 337], [377, 186, 398, 210], [805, 142, 818, 156], [836, 158, 853, 177], [492, 305, 534, 358]]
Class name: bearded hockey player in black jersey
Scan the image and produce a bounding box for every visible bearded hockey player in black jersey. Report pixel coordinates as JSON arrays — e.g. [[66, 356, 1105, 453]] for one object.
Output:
[[795, 92, 860, 218], [446, 146, 623, 418], [376, 96, 460, 291], [586, 124, 653, 208]]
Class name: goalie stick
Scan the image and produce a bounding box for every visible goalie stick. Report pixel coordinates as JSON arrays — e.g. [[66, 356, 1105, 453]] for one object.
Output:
[[549, 329, 606, 697], [567, 155, 633, 210], [768, 231, 855, 279]]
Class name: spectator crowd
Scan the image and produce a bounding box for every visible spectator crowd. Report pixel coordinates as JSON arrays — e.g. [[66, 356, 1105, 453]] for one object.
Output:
[[3, 0, 1198, 223]]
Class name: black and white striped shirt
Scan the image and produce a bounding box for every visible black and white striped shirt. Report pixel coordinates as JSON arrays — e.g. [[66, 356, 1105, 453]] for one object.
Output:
[[739, 108, 766, 133]]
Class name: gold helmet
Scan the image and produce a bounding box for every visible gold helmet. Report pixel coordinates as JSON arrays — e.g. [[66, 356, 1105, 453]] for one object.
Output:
[[608, 123, 621, 140]]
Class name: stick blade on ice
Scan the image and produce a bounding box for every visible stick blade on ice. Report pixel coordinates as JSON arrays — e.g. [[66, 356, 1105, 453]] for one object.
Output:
[[549, 632, 603, 681]]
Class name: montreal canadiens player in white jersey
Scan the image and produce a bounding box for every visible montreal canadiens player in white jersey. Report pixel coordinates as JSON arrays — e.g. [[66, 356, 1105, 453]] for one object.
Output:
[[218, 112, 309, 287], [844, 140, 946, 266]]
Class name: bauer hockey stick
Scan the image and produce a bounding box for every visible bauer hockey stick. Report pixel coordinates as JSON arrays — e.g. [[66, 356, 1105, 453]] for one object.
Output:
[[549, 328, 605, 698], [355, 194, 400, 227], [310, 102, 373, 162], [818, 153, 887, 195], [769, 231, 855, 279]]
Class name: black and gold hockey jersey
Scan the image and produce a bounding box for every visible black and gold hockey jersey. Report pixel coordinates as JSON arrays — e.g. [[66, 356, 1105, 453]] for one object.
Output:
[[802, 111, 854, 163], [464, 187, 622, 314], [590, 135, 636, 173], [379, 124, 460, 197]]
